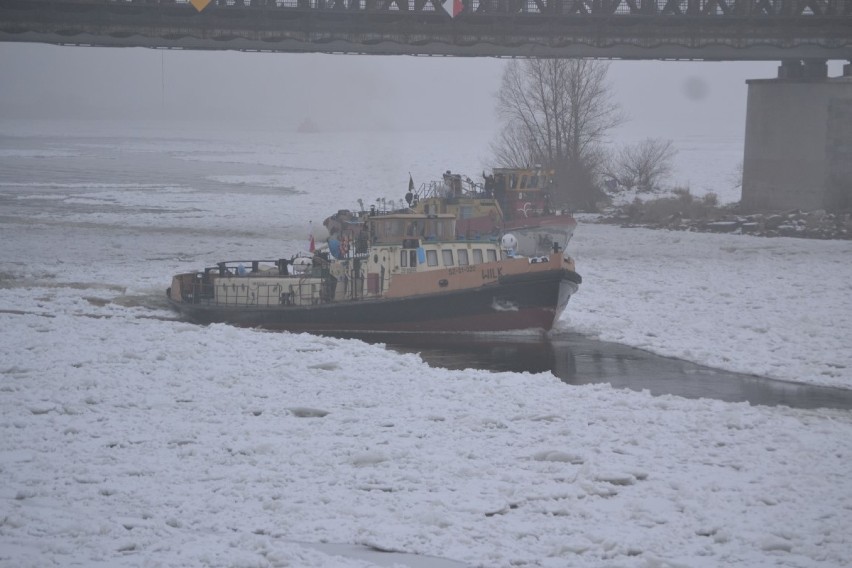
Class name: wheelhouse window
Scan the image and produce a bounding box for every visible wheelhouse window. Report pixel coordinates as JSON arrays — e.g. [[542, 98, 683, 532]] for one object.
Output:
[[457, 249, 469, 266], [472, 249, 483, 264], [426, 250, 438, 267], [424, 219, 451, 240], [442, 250, 454, 266], [405, 221, 420, 237], [487, 249, 498, 263], [400, 250, 408, 268]]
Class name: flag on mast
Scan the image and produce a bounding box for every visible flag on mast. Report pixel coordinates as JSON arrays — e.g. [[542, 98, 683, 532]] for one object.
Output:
[[409, 174, 415, 192], [442, 0, 462, 18]]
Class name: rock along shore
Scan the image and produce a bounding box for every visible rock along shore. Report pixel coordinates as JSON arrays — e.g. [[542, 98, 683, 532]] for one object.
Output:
[[599, 208, 852, 240]]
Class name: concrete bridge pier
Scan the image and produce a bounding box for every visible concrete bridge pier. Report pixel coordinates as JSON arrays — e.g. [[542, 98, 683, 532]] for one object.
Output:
[[741, 60, 852, 212]]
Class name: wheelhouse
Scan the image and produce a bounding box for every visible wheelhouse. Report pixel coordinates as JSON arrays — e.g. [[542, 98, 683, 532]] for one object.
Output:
[[492, 166, 557, 220]]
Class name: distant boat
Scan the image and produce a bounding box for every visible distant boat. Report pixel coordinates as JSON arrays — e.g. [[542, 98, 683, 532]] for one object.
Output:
[[296, 118, 319, 133]]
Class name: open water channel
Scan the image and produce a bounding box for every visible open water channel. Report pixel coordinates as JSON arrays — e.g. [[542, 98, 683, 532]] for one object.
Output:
[[331, 331, 852, 411]]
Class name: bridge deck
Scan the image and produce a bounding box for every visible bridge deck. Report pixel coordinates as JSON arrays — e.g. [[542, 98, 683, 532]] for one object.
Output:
[[1, 0, 850, 59]]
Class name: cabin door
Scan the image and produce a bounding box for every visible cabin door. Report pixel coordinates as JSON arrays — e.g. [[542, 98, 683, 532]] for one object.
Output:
[[351, 258, 363, 300]]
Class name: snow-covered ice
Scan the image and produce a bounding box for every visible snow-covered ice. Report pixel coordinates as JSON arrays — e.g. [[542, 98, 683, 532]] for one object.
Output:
[[2, 316, 851, 567], [1, 120, 851, 567], [568, 220, 852, 389]]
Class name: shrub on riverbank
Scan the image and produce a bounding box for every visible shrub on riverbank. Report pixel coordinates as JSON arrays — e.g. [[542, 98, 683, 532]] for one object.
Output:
[[601, 188, 852, 240]]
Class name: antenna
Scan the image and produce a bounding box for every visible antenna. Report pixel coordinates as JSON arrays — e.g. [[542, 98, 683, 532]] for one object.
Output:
[[161, 50, 165, 112]]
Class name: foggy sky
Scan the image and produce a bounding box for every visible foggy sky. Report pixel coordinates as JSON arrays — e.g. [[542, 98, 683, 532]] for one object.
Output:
[[0, 42, 845, 137]]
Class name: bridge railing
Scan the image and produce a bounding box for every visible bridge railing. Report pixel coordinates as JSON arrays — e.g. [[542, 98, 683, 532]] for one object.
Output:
[[41, 0, 852, 16], [4, 0, 850, 59]]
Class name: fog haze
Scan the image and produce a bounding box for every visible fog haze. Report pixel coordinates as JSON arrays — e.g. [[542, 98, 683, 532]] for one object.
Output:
[[1, 42, 845, 138]]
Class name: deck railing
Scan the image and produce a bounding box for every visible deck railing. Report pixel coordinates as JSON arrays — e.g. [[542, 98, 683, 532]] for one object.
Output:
[[177, 257, 347, 307]]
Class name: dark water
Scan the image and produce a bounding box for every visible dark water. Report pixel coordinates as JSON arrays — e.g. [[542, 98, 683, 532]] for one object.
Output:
[[330, 332, 852, 411]]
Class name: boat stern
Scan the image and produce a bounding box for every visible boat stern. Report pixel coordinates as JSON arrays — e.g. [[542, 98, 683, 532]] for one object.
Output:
[[167, 272, 204, 306]]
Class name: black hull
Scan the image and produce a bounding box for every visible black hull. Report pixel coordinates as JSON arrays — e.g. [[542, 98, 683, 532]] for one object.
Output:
[[169, 270, 581, 333]]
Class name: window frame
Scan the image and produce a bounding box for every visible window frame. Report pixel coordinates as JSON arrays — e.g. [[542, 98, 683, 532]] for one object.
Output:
[[441, 249, 455, 267], [457, 249, 469, 266], [426, 249, 439, 267]]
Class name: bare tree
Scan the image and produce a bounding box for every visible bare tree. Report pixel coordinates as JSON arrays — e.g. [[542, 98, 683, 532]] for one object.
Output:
[[608, 138, 677, 193], [491, 121, 537, 169], [729, 160, 743, 194], [491, 59, 624, 209]]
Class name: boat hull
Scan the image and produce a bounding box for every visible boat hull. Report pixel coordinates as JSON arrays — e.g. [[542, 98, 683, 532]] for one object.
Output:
[[168, 269, 580, 333]]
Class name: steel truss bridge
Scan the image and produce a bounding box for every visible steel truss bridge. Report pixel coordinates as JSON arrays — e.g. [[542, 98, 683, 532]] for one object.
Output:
[[1, 0, 850, 60]]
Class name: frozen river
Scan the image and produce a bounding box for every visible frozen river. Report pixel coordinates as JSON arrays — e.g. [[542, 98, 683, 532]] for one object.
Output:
[[3, 119, 852, 567]]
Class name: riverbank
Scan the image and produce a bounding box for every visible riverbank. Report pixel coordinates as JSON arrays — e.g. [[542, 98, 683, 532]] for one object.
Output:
[[599, 198, 852, 240]]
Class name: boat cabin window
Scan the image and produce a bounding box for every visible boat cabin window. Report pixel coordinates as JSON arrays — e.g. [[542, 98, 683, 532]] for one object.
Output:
[[442, 250, 454, 267], [520, 176, 528, 189], [459, 206, 474, 220], [384, 219, 401, 239], [400, 249, 417, 268], [372, 217, 455, 244], [487, 249, 498, 263], [472, 249, 484, 264], [426, 250, 438, 267], [457, 249, 469, 266], [424, 218, 452, 240], [399, 249, 417, 268]]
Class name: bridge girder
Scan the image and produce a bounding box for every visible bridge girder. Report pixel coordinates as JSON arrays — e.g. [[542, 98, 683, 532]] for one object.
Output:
[[1, 0, 850, 60]]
